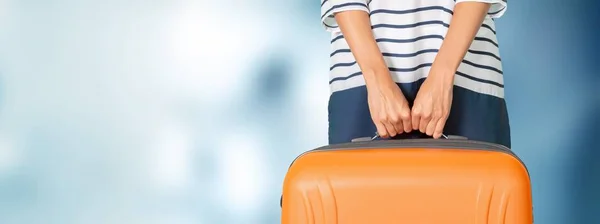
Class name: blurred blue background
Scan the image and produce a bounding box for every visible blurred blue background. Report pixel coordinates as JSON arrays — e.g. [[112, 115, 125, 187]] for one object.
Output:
[[0, 0, 598, 223]]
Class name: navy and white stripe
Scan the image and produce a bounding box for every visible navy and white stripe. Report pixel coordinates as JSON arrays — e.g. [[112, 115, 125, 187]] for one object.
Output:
[[321, 0, 370, 32], [321, 0, 508, 99]]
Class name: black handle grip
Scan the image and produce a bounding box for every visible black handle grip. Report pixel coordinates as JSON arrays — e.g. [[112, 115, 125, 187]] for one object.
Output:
[[351, 133, 468, 142]]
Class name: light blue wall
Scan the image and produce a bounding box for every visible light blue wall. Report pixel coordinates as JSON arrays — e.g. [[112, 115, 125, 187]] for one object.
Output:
[[0, 0, 597, 223]]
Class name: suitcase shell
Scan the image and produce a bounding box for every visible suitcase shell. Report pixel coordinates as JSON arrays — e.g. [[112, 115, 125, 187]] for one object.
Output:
[[281, 139, 532, 224]]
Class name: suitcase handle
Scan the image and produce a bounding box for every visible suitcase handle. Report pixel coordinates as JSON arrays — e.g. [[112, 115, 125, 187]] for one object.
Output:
[[351, 133, 468, 142]]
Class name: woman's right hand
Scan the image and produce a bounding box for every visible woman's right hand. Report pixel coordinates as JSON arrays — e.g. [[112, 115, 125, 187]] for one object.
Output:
[[333, 10, 412, 138], [366, 75, 413, 139]]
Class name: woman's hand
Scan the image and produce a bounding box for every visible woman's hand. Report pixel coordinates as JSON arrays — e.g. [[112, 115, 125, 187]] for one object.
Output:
[[411, 68, 454, 139], [334, 10, 413, 138], [410, 2, 491, 139], [366, 74, 412, 139]]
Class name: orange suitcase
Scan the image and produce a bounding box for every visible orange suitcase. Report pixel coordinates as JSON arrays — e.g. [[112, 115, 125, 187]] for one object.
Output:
[[280, 137, 533, 224]]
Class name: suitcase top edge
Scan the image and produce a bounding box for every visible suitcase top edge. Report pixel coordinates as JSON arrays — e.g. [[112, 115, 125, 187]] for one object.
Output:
[[289, 139, 529, 177]]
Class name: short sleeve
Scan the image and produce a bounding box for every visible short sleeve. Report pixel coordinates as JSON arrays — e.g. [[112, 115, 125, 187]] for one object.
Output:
[[321, 0, 370, 33], [455, 0, 507, 18]]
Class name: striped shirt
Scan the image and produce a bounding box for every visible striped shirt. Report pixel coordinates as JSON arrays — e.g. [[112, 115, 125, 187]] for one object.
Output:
[[321, 0, 512, 147], [321, 0, 508, 98]]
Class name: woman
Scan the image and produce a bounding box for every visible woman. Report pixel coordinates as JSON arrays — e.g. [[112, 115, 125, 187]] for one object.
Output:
[[322, 0, 511, 148]]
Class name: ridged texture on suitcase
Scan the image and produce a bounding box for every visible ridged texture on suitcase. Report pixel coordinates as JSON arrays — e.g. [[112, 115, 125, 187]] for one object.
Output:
[[281, 140, 532, 224]]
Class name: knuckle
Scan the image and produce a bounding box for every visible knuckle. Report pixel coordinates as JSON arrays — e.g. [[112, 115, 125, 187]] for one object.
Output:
[[400, 111, 410, 120], [433, 110, 443, 119], [381, 114, 390, 122], [443, 111, 450, 119], [411, 107, 420, 114], [422, 113, 431, 120], [412, 113, 421, 119]]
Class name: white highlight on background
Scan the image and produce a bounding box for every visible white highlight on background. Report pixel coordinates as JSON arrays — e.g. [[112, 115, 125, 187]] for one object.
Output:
[[0, 0, 9, 22], [165, 2, 274, 104], [295, 50, 331, 147], [0, 133, 19, 175], [215, 130, 268, 217], [151, 121, 194, 190]]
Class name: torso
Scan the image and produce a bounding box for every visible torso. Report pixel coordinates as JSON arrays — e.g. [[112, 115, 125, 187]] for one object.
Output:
[[328, 0, 504, 99], [323, 0, 511, 147]]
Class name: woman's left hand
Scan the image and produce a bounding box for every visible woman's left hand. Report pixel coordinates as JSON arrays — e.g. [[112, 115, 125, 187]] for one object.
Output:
[[411, 67, 455, 139], [408, 1, 492, 139]]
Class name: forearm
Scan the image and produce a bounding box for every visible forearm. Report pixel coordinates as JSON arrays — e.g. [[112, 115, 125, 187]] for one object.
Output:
[[334, 10, 393, 87], [432, 2, 491, 80]]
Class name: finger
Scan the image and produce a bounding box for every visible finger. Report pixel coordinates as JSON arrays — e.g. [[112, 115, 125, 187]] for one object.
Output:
[[433, 115, 448, 139], [394, 120, 404, 135], [375, 122, 389, 139], [411, 107, 421, 131], [400, 110, 412, 133], [390, 115, 404, 135], [425, 118, 437, 136], [419, 111, 430, 133], [419, 117, 428, 133], [383, 120, 398, 137]]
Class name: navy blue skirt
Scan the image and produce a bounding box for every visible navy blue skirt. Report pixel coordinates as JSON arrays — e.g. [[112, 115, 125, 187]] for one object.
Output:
[[328, 80, 511, 148]]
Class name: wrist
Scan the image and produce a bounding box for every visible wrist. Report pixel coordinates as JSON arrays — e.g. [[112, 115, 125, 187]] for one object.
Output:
[[431, 46, 462, 83], [429, 64, 456, 84], [362, 67, 395, 89]]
